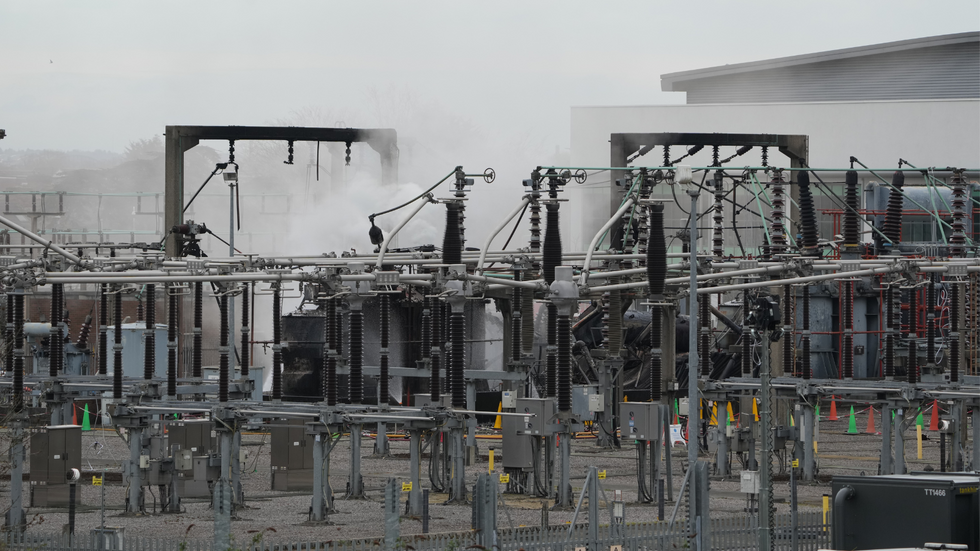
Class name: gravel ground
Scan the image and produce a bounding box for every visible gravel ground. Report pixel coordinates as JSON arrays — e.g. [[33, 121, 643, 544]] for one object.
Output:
[[1, 412, 974, 545]]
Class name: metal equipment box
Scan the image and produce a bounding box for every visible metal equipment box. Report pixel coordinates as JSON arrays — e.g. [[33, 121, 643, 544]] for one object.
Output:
[[29, 425, 82, 506], [500, 414, 533, 469], [832, 473, 979, 550], [168, 420, 215, 456], [270, 419, 314, 491], [572, 385, 598, 420], [623, 402, 660, 441], [516, 398, 553, 435]]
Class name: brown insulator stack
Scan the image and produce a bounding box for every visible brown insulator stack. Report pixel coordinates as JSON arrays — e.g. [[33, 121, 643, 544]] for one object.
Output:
[[143, 284, 155, 380], [843, 170, 861, 254], [949, 281, 961, 383], [907, 285, 918, 384], [797, 170, 819, 253], [881, 170, 905, 247], [842, 281, 854, 379], [712, 171, 725, 258], [802, 285, 812, 380], [948, 170, 967, 257], [770, 173, 787, 255]]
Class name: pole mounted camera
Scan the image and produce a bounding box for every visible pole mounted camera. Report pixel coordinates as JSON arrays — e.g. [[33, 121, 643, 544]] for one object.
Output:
[[67, 468, 81, 484]]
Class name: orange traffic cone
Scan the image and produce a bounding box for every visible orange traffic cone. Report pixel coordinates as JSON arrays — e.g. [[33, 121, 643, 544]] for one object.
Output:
[[72, 404, 78, 425], [929, 399, 940, 431], [866, 407, 876, 434], [829, 397, 839, 421]]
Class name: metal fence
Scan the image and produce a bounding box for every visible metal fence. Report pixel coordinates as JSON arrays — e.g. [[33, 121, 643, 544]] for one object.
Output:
[[3, 512, 829, 551]]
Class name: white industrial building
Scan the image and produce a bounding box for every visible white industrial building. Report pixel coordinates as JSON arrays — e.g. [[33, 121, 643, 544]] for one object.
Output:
[[568, 32, 980, 253]]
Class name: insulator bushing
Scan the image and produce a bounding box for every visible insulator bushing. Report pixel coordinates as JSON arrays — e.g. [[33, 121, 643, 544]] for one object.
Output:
[[797, 170, 819, 252], [442, 302, 452, 396], [136, 299, 144, 324], [546, 303, 557, 398], [543, 204, 562, 285], [113, 286, 123, 399], [76, 315, 92, 350], [349, 310, 364, 404], [802, 285, 811, 380], [521, 287, 534, 355], [442, 203, 462, 266], [712, 173, 725, 257], [49, 283, 62, 377], [11, 293, 24, 412], [144, 284, 155, 380], [450, 312, 465, 409], [843, 170, 860, 251], [557, 315, 572, 412], [881, 171, 905, 246], [608, 287, 623, 356], [907, 286, 918, 384], [219, 293, 229, 403], [168, 289, 177, 397], [430, 297, 441, 401], [884, 285, 895, 379], [193, 282, 203, 379], [770, 175, 787, 255], [99, 283, 108, 375], [511, 271, 523, 362], [647, 204, 667, 296], [949, 171, 967, 257], [241, 283, 250, 378], [272, 286, 282, 400], [379, 294, 390, 405]]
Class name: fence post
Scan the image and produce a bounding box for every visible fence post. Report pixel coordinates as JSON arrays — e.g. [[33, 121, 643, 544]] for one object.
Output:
[[384, 478, 400, 551], [472, 474, 497, 550]]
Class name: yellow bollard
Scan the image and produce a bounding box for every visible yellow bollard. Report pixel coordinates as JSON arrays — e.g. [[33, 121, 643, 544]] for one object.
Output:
[[917, 425, 923, 460], [823, 495, 830, 525], [489, 449, 494, 474]]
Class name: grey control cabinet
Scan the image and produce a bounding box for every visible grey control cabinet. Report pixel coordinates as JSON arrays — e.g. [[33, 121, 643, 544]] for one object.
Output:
[[30, 425, 82, 507], [832, 473, 979, 550], [516, 398, 554, 435], [623, 402, 660, 441], [270, 419, 315, 491], [168, 420, 216, 498], [501, 414, 533, 469]]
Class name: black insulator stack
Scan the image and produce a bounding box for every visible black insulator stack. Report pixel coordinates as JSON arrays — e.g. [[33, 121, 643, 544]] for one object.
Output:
[[241, 283, 249, 378], [600, 289, 611, 350], [546, 303, 557, 398], [325, 298, 338, 406], [99, 283, 108, 375], [193, 282, 203, 378], [136, 299, 144, 323], [907, 286, 918, 384], [742, 291, 752, 375], [881, 170, 905, 247], [442, 302, 451, 395], [543, 204, 562, 285], [557, 315, 572, 412], [608, 286, 623, 356], [442, 203, 462, 266], [636, 198, 649, 267], [647, 204, 667, 296], [843, 170, 860, 252], [699, 294, 711, 377], [770, 174, 787, 255], [949, 171, 967, 257], [802, 285, 812, 380], [884, 285, 895, 379], [429, 297, 442, 401], [521, 286, 534, 356], [49, 283, 63, 377], [450, 312, 465, 409], [379, 294, 390, 406], [926, 276, 936, 365], [113, 286, 123, 399], [511, 271, 523, 362], [842, 281, 854, 379], [272, 286, 282, 400], [144, 284, 155, 380], [797, 170, 819, 253], [349, 309, 364, 404], [712, 173, 725, 257], [950, 282, 960, 383], [168, 289, 177, 397], [783, 285, 793, 376], [4, 295, 12, 383], [218, 293, 229, 403]]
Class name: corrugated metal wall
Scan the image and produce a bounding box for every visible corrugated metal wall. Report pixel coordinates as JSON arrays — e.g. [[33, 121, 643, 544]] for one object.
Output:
[[679, 42, 980, 104]]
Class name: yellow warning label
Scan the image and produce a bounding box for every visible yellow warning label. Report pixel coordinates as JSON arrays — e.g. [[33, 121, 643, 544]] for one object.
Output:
[[499, 474, 510, 484], [792, 459, 800, 468], [402, 481, 412, 492], [598, 470, 607, 480], [92, 476, 103, 486]]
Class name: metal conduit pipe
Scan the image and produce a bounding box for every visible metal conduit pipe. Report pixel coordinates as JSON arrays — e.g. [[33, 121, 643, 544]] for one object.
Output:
[[580, 197, 635, 287], [0, 213, 84, 265], [375, 194, 435, 269], [475, 197, 530, 275]]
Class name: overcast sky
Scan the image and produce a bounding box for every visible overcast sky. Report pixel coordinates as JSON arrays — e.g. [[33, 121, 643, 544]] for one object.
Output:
[[1, 1, 978, 153]]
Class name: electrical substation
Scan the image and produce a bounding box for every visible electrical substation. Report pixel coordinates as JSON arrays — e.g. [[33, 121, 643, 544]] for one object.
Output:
[[1, 32, 979, 551]]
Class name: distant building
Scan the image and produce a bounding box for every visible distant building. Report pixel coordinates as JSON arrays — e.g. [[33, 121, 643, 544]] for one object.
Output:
[[569, 32, 980, 252]]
